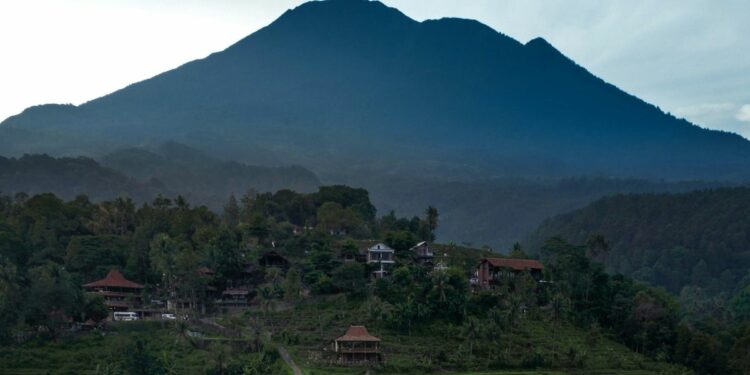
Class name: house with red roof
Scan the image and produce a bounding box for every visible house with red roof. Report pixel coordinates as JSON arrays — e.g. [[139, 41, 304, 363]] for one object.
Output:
[[333, 325, 381, 364], [477, 257, 545, 289], [83, 269, 144, 311]]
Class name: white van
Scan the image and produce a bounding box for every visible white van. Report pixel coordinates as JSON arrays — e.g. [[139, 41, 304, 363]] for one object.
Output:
[[161, 313, 176, 320], [113, 312, 139, 321]]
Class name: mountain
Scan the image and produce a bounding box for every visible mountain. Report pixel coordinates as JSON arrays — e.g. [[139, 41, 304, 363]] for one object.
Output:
[[0, 154, 164, 202], [2, 0, 750, 181], [100, 142, 321, 208], [3, 0, 750, 248], [0, 146, 320, 208], [370, 177, 731, 249]]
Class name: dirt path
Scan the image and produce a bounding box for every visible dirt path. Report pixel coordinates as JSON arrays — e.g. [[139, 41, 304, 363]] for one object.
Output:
[[277, 346, 303, 375]]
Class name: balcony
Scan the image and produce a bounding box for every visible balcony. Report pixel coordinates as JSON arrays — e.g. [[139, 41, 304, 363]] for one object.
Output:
[[336, 347, 380, 353]]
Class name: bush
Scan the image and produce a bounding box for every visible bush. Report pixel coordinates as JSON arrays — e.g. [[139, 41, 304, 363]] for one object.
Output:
[[521, 350, 546, 369]]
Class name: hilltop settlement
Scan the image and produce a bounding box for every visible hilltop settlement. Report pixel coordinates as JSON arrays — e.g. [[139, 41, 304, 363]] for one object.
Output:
[[0, 186, 744, 374]]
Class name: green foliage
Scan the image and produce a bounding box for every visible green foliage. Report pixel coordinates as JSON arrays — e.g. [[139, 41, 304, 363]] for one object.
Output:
[[331, 262, 367, 297], [0, 189, 720, 374], [124, 337, 164, 375], [283, 268, 302, 301], [66, 235, 130, 281], [23, 263, 84, 339], [527, 187, 750, 303], [84, 293, 110, 322]]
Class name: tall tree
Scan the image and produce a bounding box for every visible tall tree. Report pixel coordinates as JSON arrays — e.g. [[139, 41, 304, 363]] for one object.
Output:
[[424, 206, 439, 241], [222, 194, 239, 228]]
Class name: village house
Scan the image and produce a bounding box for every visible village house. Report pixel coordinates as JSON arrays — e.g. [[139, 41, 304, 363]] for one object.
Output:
[[477, 258, 545, 289], [259, 250, 290, 272], [217, 288, 253, 308], [83, 269, 144, 312], [410, 241, 434, 266], [366, 243, 395, 278], [333, 325, 382, 365]]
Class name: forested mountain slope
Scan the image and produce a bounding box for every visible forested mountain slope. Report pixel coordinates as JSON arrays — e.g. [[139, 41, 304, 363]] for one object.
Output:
[[0, 150, 320, 209], [3, 0, 750, 252], [0, 154, 163, 202], [524, 187, 750, 317], [101, 142, 320, 208]]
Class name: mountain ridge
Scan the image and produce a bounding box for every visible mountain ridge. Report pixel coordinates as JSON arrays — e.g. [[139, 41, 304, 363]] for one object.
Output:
[[3, 0, 748, 181], [2, 0, 750, 247]]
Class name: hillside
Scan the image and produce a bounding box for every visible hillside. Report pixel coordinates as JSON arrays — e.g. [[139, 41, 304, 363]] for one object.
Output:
[[0, 154, 163, 202], [524, 187, 750, 326], [0, 149, 320, 209], [0, 189, 733, 374], [370, 177, 730, 249], [2, 0, 750, 182], [101, 142, 321, 208]]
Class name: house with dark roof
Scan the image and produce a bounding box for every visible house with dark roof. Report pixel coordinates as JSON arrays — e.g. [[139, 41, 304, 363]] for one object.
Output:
[[410, 241, 434, 267], [477, 258, 545, 289], [333, 325, 381, 364], [259, 251, 290, 271], [83, 269, 144, 311]]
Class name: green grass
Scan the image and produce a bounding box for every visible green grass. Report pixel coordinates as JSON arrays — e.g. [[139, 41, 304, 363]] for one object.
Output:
[[0, 297, 693, 375], [259, 295, 692, 375], [0, 321, 284, 375]]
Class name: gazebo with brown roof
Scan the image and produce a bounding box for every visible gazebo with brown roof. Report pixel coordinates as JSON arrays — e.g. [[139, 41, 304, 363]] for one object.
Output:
[[83, 269, 144, 311], [333, 325, 381, 364]]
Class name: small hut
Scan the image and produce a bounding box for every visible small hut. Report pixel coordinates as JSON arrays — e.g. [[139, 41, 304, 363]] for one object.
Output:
[[258, 251, 290, 271], [333, 325, 381, 364]]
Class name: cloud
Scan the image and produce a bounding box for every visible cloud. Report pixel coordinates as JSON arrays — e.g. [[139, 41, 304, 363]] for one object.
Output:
[[673, 102, 734, 119], [737, 104, 750, 123]]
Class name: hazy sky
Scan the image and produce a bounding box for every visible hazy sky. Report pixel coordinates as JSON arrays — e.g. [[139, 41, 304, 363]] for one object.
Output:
[[1, 0, 748, 137]]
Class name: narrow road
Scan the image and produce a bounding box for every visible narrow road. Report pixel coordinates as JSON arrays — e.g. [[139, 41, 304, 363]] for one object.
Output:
[[278, 346, 303, 375]]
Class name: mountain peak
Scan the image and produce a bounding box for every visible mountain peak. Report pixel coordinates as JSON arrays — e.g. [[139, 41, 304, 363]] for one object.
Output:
[[272, 0, 414, 28], [526, 36, 552, 47], [3, 0, 750, 182]]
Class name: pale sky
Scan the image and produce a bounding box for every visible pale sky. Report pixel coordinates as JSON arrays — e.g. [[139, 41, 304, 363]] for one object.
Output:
[[1, 0, 748, 137]]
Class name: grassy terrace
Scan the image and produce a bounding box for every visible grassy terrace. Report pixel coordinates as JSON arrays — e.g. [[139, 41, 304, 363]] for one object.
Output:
[[261, 295, 690, 374], [0, 299, 692, 375]]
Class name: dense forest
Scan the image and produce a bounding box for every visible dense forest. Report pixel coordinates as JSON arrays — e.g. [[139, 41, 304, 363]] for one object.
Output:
[[0, 147, 320, 210], [0, 154, 163, 202], [369, 176, 729, 248], [100, 142, 321, 207], [525, 187, 750, 373], [0, 151, 733, 249], [0, 185, 435, 344], [0, 187, 747, 374]]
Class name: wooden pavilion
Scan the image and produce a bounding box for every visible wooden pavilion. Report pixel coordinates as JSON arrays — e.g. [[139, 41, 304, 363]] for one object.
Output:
[[333, 325, 381, 364], [83, 269, 144, 311]]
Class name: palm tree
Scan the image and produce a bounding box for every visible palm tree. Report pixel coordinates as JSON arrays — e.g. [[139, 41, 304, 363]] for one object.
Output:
[[208, 343, 232, 375], [425, 206, 439, 241], [174, 320, 188, 343], [461, 317, 481, 365], [550, 292, 570, 355], [505, 293, 524, 354], [160, 351, 178, 375], [259, 286, 275, 317]]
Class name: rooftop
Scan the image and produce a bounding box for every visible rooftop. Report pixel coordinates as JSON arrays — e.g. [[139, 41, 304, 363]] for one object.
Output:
[[368, 243, 394, 252], [335, 325, 381, 342], [483, 258, 544, 271], [83, 269, 144, 290]]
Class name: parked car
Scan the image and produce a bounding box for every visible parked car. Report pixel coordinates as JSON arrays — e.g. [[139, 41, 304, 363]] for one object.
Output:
[[161, 313, 176, 320], [114, 312, 138, 321]]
